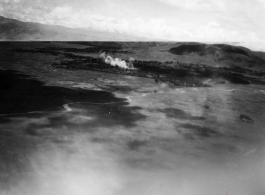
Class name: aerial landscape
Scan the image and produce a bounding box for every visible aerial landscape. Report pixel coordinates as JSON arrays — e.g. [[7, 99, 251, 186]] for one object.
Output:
[[1, 0, 265, 195]]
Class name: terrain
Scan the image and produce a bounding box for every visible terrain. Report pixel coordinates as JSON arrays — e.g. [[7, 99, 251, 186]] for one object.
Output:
[[168, 43, 265, 70], [0, 42, 265, 195], [13, 41, 265, 87]]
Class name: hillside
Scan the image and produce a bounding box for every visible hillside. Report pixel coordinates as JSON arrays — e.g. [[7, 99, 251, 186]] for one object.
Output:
[[0, 16, 147, 41], [168, 43, 265, 70]]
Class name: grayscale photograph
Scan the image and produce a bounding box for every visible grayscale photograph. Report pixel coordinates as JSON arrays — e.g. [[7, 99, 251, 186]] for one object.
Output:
[[0, 0, 265, 195]]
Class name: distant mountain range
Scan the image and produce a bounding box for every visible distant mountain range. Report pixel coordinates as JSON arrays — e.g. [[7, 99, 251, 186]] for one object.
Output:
[[0, 16, 148, 41]]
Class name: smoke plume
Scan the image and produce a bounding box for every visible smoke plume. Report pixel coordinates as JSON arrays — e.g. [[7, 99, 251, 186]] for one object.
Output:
[[98, 52, 135, 69]]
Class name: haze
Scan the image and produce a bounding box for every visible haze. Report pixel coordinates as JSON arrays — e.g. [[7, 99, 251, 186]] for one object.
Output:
[[1, 0, 265, 50]]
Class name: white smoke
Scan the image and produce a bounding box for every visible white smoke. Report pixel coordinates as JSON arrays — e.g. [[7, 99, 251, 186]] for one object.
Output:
[[105, 56, 128, 69], [98, 52, 135, 69]]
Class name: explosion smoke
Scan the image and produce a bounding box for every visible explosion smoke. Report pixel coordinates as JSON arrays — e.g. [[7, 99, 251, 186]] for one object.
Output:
[[98, 52, 135, 69]]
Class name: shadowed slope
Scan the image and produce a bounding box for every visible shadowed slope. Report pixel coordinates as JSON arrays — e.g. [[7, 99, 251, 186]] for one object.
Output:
[[0, 69, 145, 127]]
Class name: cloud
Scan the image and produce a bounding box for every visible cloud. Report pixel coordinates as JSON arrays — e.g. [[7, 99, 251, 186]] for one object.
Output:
[[30, 7, 175, 40], [157, 0, 264, 13], [0, 0, 264, 47], [154, 0, 265, 42], [157, 0, 223, 11], [50, 5, 73, 20], [0, 0, 20, 3]]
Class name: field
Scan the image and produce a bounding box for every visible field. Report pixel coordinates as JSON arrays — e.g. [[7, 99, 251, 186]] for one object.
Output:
[[1, 42, 265, 195]]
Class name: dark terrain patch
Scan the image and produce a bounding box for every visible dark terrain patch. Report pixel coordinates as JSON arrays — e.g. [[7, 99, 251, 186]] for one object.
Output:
[[239, 114, 254, 123], [169, 43, 251, 57], [181, 123, 220, 138], [24, 104, 145, 137], [0, 70, 145, 127], [127, 139, 147, 151], [158, 108, 206, 120], [169, 44, 207, 55], [97, 85, 134, 93], [211, 143, 238, 153]]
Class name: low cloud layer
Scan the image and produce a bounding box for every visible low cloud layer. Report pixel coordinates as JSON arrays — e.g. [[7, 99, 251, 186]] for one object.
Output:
[[0, 0, 265, 50]]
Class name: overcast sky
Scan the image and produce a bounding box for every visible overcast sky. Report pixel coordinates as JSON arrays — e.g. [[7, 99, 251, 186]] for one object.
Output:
[[1, 0, 265, 50]]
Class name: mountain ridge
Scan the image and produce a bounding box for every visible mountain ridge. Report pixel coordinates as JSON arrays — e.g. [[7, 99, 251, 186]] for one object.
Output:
[[0, 16, 148, 41]]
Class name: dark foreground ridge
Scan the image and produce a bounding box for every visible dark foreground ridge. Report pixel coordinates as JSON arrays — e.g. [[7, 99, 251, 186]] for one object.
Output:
[[0, 69, 145, 127], [0, 69, 125, 114]]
